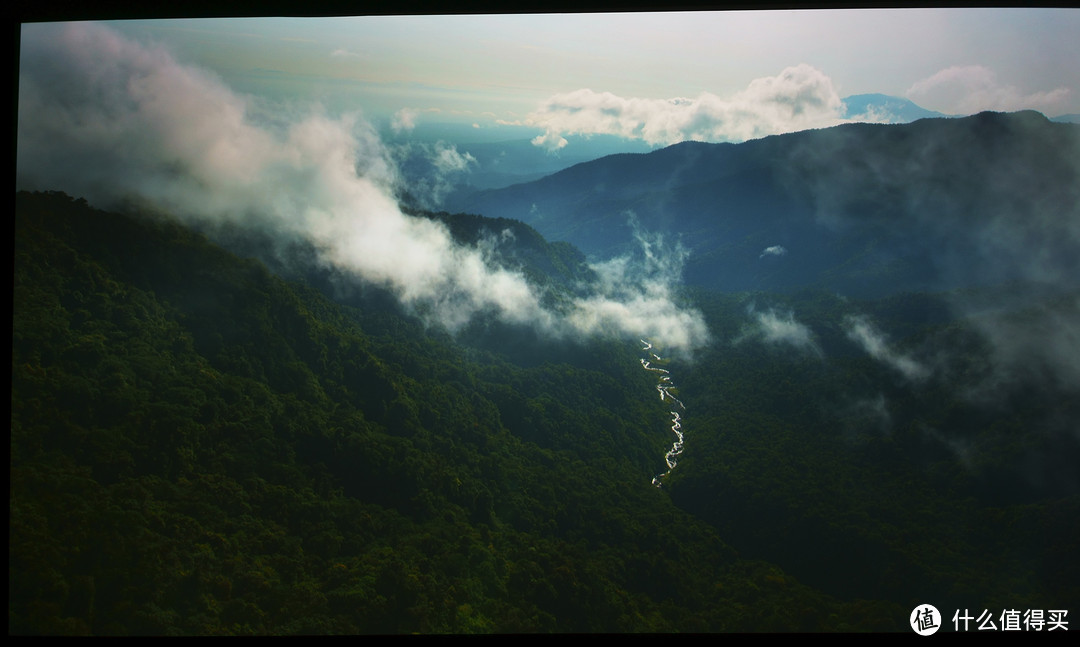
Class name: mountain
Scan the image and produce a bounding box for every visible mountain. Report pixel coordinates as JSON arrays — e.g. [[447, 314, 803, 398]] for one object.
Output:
[[389, 130, 656, 209], [441, 134, 655, 191], [448, 111, 1080, 298], [12, 190, 1080, 634], [841, 93, 951, 122]]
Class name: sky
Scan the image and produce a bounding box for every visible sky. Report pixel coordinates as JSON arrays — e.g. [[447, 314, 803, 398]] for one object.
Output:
[[65, 8, 1080, 147], [14, 10, 1080, 353]]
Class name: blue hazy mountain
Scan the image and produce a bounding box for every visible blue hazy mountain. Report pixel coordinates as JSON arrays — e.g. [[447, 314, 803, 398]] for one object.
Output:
[[385, 123, 655, 199], [448, 110, 1080, 298], [840, 93, 952, 122], [448, 134, 654, 190]]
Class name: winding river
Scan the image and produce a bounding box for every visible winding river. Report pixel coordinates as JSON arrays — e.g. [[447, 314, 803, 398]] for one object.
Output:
[[640, 340, 686, 487]]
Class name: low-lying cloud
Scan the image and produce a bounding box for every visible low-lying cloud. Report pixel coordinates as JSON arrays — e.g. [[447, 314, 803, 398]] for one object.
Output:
[[844, 315, 930, 381], [736, 306, 822, 357], [391, 107, 420, 133], [17, 22, 709, 354], [960, 293, 1080, 397], [571, 225, 711, 355], [524, 64, 847, 150], [906, 65, 1071, 116], [390, 140, 478, 208], [759, 245, 787, 259]]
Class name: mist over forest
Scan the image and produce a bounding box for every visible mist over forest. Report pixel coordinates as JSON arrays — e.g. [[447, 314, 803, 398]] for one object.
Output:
[[13, 18, 1080, 635]]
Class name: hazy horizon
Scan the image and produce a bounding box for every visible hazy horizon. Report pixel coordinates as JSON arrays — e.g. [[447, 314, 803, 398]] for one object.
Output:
[[20, 9, 1077, 150]]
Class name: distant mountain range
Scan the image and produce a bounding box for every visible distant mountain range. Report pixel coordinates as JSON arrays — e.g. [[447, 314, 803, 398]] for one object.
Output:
[[398, 97, 1078, 201], [840, 93, 952, 122], [447, 110, 1080, 298], [843, 93, 1076, 124]]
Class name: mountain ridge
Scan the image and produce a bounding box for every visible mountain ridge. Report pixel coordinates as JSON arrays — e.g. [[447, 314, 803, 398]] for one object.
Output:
[[448, 110, 1080, 298]]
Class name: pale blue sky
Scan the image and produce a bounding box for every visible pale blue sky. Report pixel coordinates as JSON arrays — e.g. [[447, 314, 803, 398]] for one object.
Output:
[[93, 8, 1080, 130]]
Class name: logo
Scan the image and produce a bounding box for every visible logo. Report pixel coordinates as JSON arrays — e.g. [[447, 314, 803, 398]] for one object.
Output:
[[911, 604, 942, 635]]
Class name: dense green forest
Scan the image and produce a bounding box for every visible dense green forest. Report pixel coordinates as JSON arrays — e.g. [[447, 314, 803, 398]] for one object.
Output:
[[672, 288, 1080, 612], [11, 191, 1078, 633]]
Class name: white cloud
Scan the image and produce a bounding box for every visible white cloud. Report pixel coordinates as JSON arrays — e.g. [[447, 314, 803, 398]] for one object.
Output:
[[843, 102, 914, 125], [844, 315, 930, 381], [531, 132, 568, 152], [391, 107, 419, 133], [525, 64, 846, 148], [431, 142, 477, 174], [760, 245, 787, 258], [906, 65, 1071, 115], [568, 224, 711, 356], [736, 307, 822, 357], [388, 140, 477, 208]]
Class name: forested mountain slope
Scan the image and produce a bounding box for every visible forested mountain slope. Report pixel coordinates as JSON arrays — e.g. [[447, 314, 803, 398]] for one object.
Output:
[[13, 191, 1078, 635], [13, 191, 884, 634], [670, 286, 1079, 612]]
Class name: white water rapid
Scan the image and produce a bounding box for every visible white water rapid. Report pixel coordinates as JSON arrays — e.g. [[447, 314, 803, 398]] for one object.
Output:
[[640, 339, 687, 487]]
